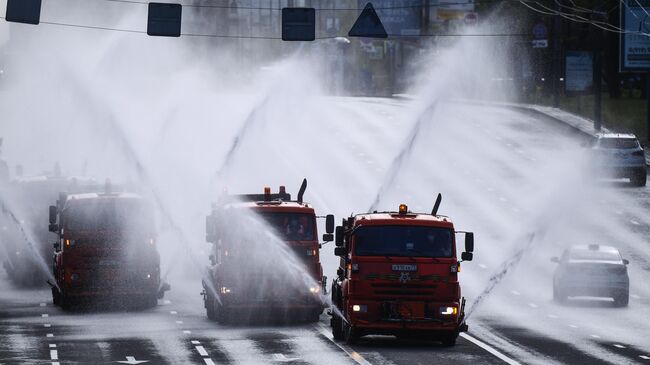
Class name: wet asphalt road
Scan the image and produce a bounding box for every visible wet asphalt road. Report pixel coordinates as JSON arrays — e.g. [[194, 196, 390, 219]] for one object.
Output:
[[1, 101, 650, 364]]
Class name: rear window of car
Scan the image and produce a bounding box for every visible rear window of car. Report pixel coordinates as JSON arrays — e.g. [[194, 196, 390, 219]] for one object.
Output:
[[598, 138, 639, 149], [569, 249, 620, 261]]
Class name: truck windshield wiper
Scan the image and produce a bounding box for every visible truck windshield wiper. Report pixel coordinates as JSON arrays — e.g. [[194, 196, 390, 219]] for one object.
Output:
[[404, 249, 441, 262]]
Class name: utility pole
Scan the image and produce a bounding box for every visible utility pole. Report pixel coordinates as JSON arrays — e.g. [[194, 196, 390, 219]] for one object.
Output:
[[592, 7, 604, 131], [552, 1, 561, 108]]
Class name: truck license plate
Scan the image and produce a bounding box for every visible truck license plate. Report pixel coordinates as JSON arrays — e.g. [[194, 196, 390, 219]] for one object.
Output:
[[392, 264, 417, 272]]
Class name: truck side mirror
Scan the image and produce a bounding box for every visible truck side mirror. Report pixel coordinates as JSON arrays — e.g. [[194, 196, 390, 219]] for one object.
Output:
[[335, 226, 344, 247], [322, 233, 334, 242], [461, 252, 473, 261], [334, 247, 346, 257], [465, 232, 474, 253], [53, 241, 60, 251], [48, 205, 58, 232], [623, 259, 630, 265], [322, 275, 328, 294], [550, 256, 560, 263], [325, 214, 335, 234], [205, 216, 215, 243]]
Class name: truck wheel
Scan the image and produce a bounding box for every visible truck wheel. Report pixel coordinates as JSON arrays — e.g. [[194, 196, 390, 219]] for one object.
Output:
[[440, 333, 458, 347], [631, 170, 647, 187], [51, 287, 60, 306], [614, 291, 629, 307], [205, 292, 217, 321], [331, 315, 343, 340], [343, 322, 358, 345]]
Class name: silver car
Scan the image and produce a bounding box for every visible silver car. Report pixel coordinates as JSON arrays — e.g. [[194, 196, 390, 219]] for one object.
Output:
[[552, 244, 630, 307], [592, 133, 647, 186]]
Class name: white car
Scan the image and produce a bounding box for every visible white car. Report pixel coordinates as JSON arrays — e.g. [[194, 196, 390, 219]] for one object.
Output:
[[551, 244, 630, 307], [592, 133, 647, 186]]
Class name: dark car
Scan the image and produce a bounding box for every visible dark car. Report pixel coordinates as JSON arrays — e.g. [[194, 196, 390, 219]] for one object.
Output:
[[552, 244, 630, 307]]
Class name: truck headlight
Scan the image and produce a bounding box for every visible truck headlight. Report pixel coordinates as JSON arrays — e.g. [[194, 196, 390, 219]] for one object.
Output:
[[440, 306, 457, 315], [70, 273, 80, 281], [352, 304, 367, 312], [220, 287, 231, 294], [309, 286, 320, 294]]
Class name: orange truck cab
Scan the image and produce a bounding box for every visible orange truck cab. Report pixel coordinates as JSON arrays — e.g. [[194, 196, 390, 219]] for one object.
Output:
[[202, 179, 335, 323], [330, 195, 474, 346], [48, 190, 168, 308]]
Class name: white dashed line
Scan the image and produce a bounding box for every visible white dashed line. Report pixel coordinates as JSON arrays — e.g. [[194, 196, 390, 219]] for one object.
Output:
[[42, 314, 49, 318], [631, 294, 641, 300], [195, 346, 209, 357], [52, 362, 60, 365], [460, 333, 522, 365], [614, 344, 626, 349], [163, 300, 171, 305], [547, 314, 558, 319], [204, 359, 216, 365], [50, 350, 58, 360], [639, 355, 650, 360], [590, 334, 601, 339], [183, 330, 192, 334], [478, 264, 488, 269], [615, 210, 623, 215], [191, 340, 201, 345], [40, 303, 46, 307], [44, 324, 51, 328], [510, 290, 521, 296], [315, 324, 374, 365], [46, 334, 54, 338], [170, 311, 177, 315], [176, 321, 183, 324], [630, 220, 641, 225], [568, 324, 578, 329], [528, 303, 538, 308], [49, 344, 56, 348]]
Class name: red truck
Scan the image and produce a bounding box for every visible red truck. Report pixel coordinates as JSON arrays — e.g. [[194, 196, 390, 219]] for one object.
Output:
[[48, 189, 168, 308], [202, 179, 334, 323], [330, 195, 474, 345]]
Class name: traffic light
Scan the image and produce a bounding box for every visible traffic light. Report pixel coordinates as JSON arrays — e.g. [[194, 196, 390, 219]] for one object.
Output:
[[282, 8, 316, 41], [147, 3, 182, 37], [5, 0, 42, 25]]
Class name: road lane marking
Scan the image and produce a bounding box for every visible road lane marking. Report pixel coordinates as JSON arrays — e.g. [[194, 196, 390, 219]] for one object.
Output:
[[568, 324, 578, 329], [315, 323, 373, 365], [42, 314, 49, 318], [613, 344, 626, 349], [50, 350, 58, 360], [527, 303, 538, 308], [176, 321, 183, 324], [630, 220, 640, 225], [478, 264, 488, 269], [46, 334, 54, 338], [204, 360, 216, 365], [590, 334, 600, 339], [40, 303, 46, 307], [191, 340, 200, 345], [183, 330, 191, 334], [510, 290, 521, 296], [195, 346, 209, 357], [631, 294, 641, 300], [170, 311, 177, 315], [547, 314, 558, 319], [49, 344, 56, 348], [640, 355, 650, 360], [460, 333, 521, 365], [44, 324, 51, 328]]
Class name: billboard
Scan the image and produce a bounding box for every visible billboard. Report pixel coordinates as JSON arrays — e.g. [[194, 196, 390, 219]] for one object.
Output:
[[620, 0, 650, 71], [565, 51, 593, 94]]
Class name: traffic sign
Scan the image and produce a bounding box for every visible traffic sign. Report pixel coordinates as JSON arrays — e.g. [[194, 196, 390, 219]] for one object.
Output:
[[348, 3, 388, 38], [532, 22, 548, 40], [532, 39, 548, 48], [282, 8, 316, 41], [147, 3, 182, 37], [5, 0, 42, 25]]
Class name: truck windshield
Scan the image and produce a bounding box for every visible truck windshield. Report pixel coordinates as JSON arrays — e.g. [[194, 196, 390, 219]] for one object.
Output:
[[258, 212, 315, 241], [64, 199, 154, 233], [354, 226, 454, 258]]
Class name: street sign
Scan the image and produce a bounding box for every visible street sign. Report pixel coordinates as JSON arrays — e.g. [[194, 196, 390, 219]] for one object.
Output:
[[282, 8, 316, 41], [5, 0, 42, 25], [565, 51, 593, 93], [620, 0, 650, 71], [349, 3, 388, 38], [531, 22, 548, 48], [147, 3, 182, 37]]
